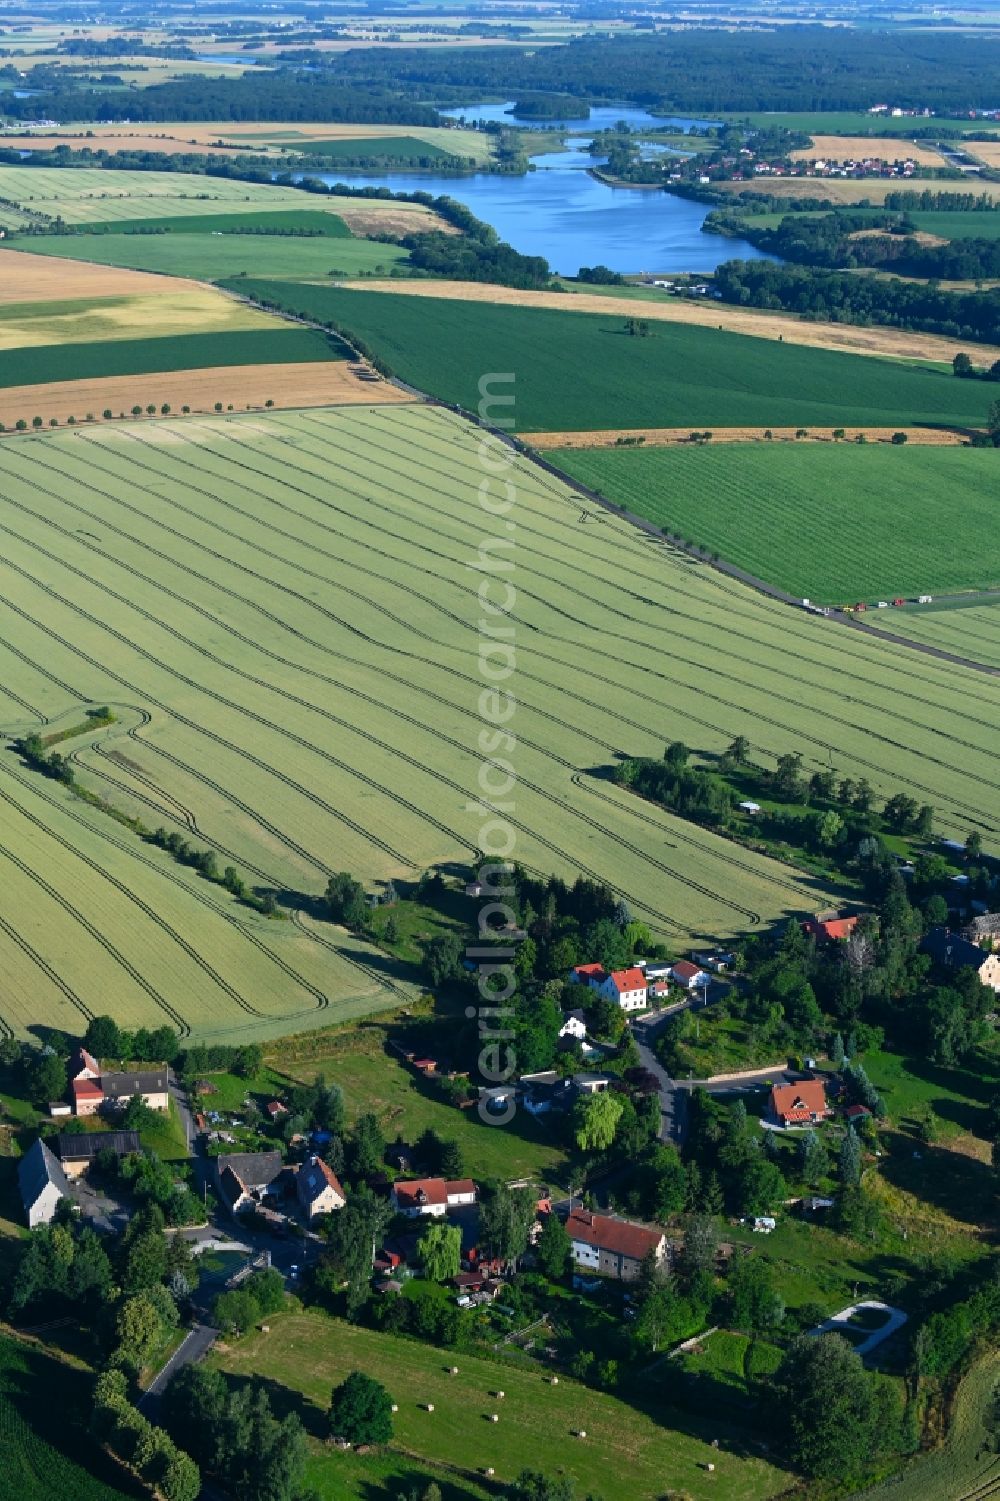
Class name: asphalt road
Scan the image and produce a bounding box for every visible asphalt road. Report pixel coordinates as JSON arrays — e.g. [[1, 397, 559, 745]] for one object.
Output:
[[140, 1321, 216, 1415]]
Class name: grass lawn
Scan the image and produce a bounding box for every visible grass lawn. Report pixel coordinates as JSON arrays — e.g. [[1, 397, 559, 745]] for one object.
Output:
[[863, 1045, 1000, 1140], [274, 1020, 570, 1185], [15, 232, 410, 283], [664, 1009, 792, 1078], [550, 443, 1000, 603], [290, 135, 460, 162], [0, 325, 345, 388], [678, 1329, 783, 1403], [211, 1310, 788, 1501], [229, 283, 997, 433], [140, 1096, 189, 1162]]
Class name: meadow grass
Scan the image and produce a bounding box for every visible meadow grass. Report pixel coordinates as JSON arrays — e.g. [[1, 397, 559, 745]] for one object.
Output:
[[278, 1024, 570, 1183], [15, 232, 410, 283], [290, 134, 459, 161], [0, 406, 995, 1039], [549, 442, 1000, 602], [233, 282, 994, 430], [211, 1309, 788, 1501], [0, 327, 344, 388]]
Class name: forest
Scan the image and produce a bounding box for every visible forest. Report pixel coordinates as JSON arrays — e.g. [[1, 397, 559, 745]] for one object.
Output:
[[715, 258, 1000, 347], [4, 28, 1000, 121]]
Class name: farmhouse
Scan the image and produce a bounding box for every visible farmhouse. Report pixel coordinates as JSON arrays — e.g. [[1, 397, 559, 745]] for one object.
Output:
[[19, 1138, 71, 1228], [57, 1129, 141, 1177], [769, 1079, 832, 1127], [391, 1177, 478, 1218], [922, 927, 1000, 992], [70, 1062, 170, 1117], [566, 1208, 667, 1281], [216, 1150, 285, 1216], [297, 1155, 346, 1222]]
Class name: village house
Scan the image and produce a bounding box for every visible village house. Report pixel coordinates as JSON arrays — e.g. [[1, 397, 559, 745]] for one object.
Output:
[[963, 913, 1000, 950], [297, 1154, 346, 1222], [565, 1207, 667, 1281], [69, 1052, 170, 1117], [669, 960, 712, 992], [57, 1129, 141, 1178], [569, 962, 606, 986], [802, 912, 862, 944], [597, 966, 649, 1011], [391, 1176, 478, 1218], [19, 1138, 72, 1228], [558, 1009, 588, 1041], [769, 1079, 832, 1128], [216, 1150, 285, 1216], [922, 928, 1000, 992]]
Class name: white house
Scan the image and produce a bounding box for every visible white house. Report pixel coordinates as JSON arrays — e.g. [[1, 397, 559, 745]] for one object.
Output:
[[297, 1155, 346, 1222], [391, 1177, 477, 1218], [18, 1138, 71, 1228], [566, 1208, 667, 1281], [669, 961, 712, 991], [597, 966, 648, 1012], [558, 1010, 588, 1041]]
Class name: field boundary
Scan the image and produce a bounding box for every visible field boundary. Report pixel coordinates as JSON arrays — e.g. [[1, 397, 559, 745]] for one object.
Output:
[[530, 425, 970, 449]]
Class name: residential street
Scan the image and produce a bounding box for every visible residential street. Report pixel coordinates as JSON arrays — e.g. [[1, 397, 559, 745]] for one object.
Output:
[[139, 1321, 216, 1416]]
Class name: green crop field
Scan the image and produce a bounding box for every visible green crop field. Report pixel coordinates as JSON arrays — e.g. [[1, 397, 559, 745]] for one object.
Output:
[[212, 1310, 787, 1501], [878, 598, 1000, 669], [907, 210, 1000, 240], [549, 443, 1000, 602], [14, 232, 410, 284], [0, 327, 343, 388], [0, 1336, 133, 1501], [232, 284, 995, 431], [0, 405, 997, 1045], [0, 167, 374, 224], [51, 210, 354, 237]]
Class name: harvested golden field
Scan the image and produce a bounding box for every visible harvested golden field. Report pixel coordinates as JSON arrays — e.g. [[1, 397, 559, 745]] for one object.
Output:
[[712, 176, 1000, 204], [0, 247, 214, 305], [0, 363, 414, 427], [339, 278, 1000, 364], [529, 425, 968, 449], [964, 138, 1000, 168], [0, 131, 257, 158], [791, 135, 948, 165]]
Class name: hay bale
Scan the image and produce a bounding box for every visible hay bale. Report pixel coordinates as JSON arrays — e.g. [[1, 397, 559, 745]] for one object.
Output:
[[425, 1403, 435, 1413], [450, 1365, 459, 1375], [490, 1413, 500, 1422]]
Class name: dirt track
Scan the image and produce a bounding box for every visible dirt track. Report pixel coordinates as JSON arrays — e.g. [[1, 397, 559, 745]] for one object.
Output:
[[530, 425, 968, 449], [337, 279, 1000, 364], [0, 362, 415, 427]]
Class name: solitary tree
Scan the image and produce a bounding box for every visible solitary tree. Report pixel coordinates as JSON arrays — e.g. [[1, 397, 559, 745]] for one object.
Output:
[[418, 1220, 461, 1282], [329, 1371, 393, 1447]]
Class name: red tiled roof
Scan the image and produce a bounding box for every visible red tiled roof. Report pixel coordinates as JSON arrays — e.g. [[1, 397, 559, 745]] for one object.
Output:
[[445, 1178, 476, 1198], [572, 963, 606, 981], [72, 1077, 103, 1098], [845, 1103, 871, 1119], [69, 1047, 100, 1078], [567, 1208, 664, 1261], [671, 961, 705, 982], [608, 966, 647, 992], [394, 1177, 447, 1208], [771, 1080, 829, 1120], [299, 1155, 345, 1203], [803, 915, 860, 942]]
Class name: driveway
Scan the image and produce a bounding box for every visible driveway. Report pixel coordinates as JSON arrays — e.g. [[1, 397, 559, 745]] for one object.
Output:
[[810, 1300, 908, 1358], [140, 1321, 217, 1415], [631, 1013, 688, 1147]]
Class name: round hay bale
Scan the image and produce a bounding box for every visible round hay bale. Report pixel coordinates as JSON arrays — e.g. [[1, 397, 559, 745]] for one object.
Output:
[[391, 1404, 398, 1414], [485, 1468, 495, 1478], [550, 1376, 559, 1385], [450, 1365, 459, 1375], [496, 1390, 505, 1399], [425, 1403, 435, 1413], [490, 1413, 500, 1423], [577, 1430, 586, 1439]]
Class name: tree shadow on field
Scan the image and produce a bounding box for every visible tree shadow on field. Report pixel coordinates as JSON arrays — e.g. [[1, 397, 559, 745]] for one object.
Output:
[[222, 1369, 329, 1440]]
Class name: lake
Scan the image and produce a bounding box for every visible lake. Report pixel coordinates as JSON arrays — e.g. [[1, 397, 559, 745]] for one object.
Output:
[[440, 100, 721, 133], [298, 109, 768, 276]]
